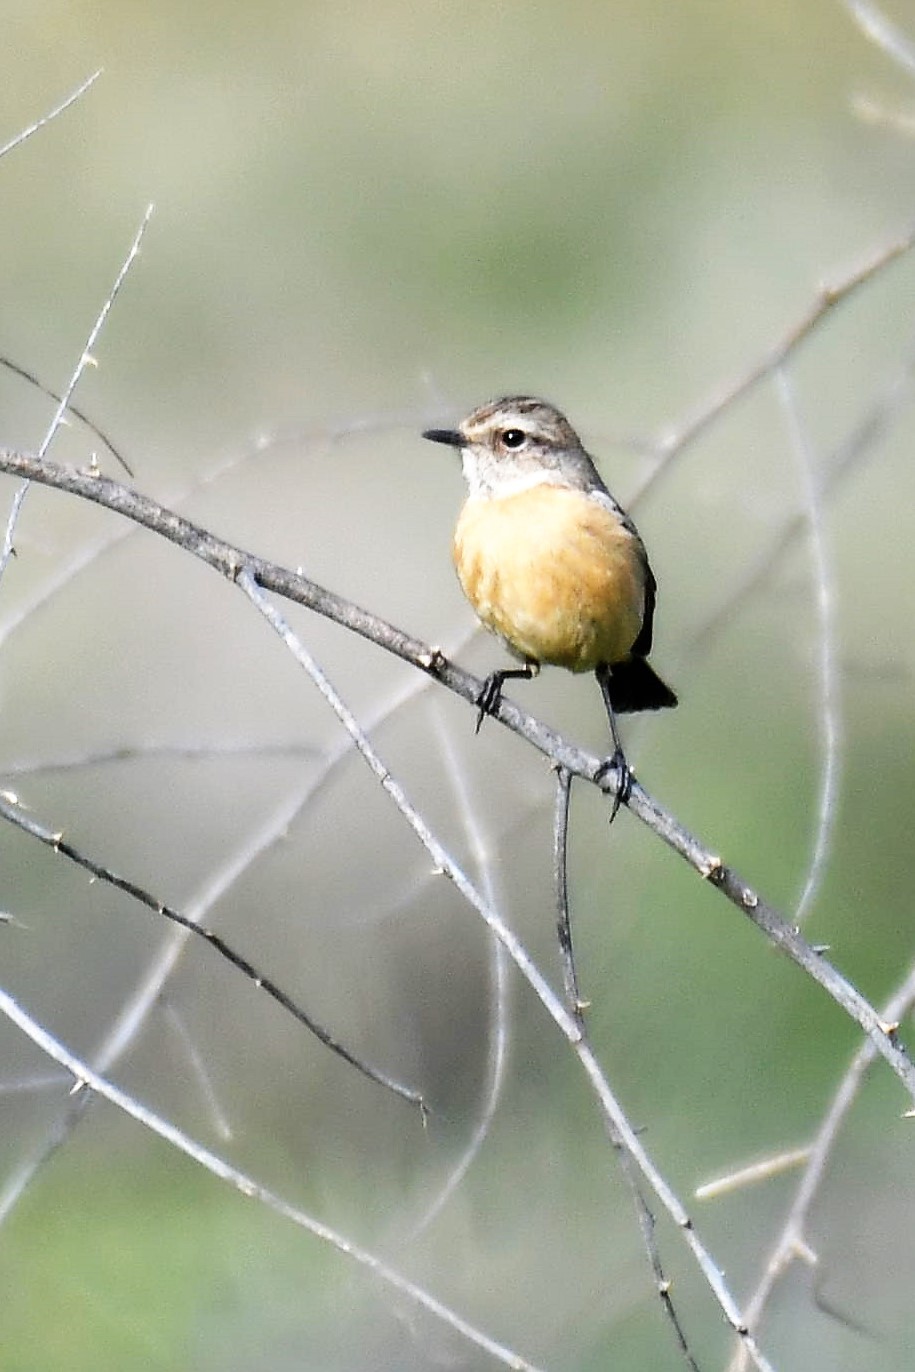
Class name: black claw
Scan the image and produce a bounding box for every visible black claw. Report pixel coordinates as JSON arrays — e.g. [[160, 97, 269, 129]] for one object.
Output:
[[596, 747, 633, 824], [472, 662, 538, 734], [475, 673, 504, 733]]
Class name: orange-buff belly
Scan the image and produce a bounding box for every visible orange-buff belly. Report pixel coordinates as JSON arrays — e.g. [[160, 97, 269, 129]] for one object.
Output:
[[453, 485, 645, 672]]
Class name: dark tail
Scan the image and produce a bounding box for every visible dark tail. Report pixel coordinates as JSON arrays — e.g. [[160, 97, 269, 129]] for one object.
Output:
[[599, 659, 677, 714]]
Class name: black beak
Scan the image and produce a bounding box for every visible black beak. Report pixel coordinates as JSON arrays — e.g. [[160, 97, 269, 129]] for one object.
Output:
[[422, 427, 464, 449]]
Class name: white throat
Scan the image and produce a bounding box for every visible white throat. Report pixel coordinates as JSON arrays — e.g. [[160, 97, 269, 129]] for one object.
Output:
[[461, 451, 566, 501]]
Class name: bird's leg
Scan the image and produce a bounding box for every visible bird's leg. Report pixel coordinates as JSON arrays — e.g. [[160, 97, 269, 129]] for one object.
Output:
[[595, 666, 633, 823], [475, 660, 539, 733]]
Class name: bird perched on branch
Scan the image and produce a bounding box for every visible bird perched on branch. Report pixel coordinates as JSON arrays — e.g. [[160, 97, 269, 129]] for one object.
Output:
[[423, 396, 677, 812]]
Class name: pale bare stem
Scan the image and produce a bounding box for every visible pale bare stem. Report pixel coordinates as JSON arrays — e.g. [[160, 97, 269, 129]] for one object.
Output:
[[552, 766, 583, 1028], [843, 0, 915, 77], [0, 453, 911, 1101], [725, 959, 915, 1372], [629, 223, 915, 509], [0, 781, 424, 1113], [160, 997, 233, 1142], [0, 204, 153, 583], [775, 368, 842, 925], [236, 569, 773, 1369], [0, 1071, 70, 1096], [0, 989, 544, 1372], [695, 1148, 811, 1202], [0, 70, 102, 160], [552, 771, 701, 1368], [0, 483, 29, 580], [693, 341, 915, 651], [406, 708, 511, 1239], [38, 205, 154, 463], [0, 1081, 95, 1224]]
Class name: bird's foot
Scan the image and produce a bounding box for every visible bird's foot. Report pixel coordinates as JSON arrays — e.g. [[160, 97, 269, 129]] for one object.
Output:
[[475, 672, 506, 734], [595, 746, 633, 824], [473, 662, 538, 734]]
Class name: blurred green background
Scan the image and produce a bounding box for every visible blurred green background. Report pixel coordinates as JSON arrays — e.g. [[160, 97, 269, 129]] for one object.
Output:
[[1, 2, 914, 1369]]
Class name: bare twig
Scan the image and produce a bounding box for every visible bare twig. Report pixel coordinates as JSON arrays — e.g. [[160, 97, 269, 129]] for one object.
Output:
[[692, 342, 915, 651], [406, 709, 511, 1238], [0, 781, 424, 1114], [0, 353, 133, 475], [160, 997, 234, 1142], [552, 766, 584, 1029], [0, 1071, 70, 1097], [775, 367, 842, 924], [843, 0, 915, 77], [0, 206, 152, 582], [0, 986, 544, 1372], [552, 768, 698, 1367], [0, 71, 102, 160], [236, 567, 772, 1370], [0, 448, 909, 1107], [695, 1148, 811, 1202], [726, 959, 915, 1372], [38, 206, 154, 464], [559, 762, 702, 1361], [629, 223, 915, 508]]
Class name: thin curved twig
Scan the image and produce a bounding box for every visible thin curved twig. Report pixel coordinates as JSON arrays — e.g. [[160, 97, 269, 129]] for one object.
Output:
[[775, 367, 842, 924], [0, 71, 102, 160], [0, 206, 152, 582], [406, 708, 512, 1238], [553, 765, 584, 1029], [0, 352, 133, 475], [0, 790, 424, 1112], [692, 340, 915, 654]]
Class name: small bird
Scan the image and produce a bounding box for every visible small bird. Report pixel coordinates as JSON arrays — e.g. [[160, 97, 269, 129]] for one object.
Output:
[[423, 396, 677, 808]]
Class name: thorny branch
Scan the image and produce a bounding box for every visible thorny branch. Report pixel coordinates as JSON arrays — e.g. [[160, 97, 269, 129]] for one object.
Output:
[[236, 566, 774, 1371], [0, 445, 912, 1108]]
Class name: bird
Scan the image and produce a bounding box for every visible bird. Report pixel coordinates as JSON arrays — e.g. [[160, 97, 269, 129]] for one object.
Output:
[[423, 396, 676, 811]]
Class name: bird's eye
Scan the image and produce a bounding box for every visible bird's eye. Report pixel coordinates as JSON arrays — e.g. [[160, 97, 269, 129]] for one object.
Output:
[[501, 429, 526, 449]]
